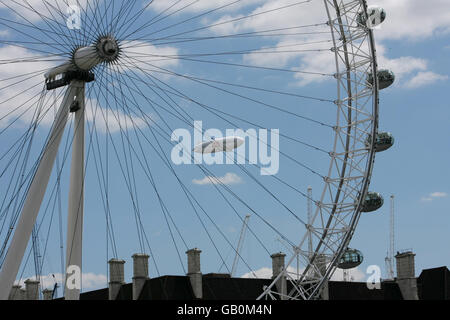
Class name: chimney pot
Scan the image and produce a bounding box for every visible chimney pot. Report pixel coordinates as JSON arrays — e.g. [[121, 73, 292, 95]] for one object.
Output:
[[108, 258, 125, 300], [42, 289, 54, 300], [271, 252, 287, 299], [186, 248, 202, 299], [9, 285, 25, 300], [24, 279, 40, 300], [132, 253, 149, 300], [395, 250, 419, 300]]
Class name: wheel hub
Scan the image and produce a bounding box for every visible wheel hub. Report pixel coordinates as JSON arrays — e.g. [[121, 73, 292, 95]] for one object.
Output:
[[96, 36, 120, 62]]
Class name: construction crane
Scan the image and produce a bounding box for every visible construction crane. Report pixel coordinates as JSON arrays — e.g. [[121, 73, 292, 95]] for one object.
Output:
[[51, 274, 59, 299], [231, 215, 251, 277], [275, 236, 300, 280], [307, 186, 313, 257], [385, 195, 395, 279], [31, 225, 42, 298], [276, 185, 313, 281]]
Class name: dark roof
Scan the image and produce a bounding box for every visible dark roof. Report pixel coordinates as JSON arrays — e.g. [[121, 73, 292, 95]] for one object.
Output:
[[203, 273, 231, 279], [116, 283, 132, 300], [138, 276, 195, 300], [80, 287, 108, 300], [78, 276, 403, 300], [203, 277, 273, 300], [417, 266, 450, 300], [76, 268, 449, 300], [328, 281, 403, 300]]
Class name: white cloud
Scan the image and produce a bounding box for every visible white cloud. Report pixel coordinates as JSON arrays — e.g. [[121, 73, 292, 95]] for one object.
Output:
[[241, 267, 272, 279], [85, 98, 149, 134], [404, 71, 448, 89], [191, 0, 450, 88], [0, 45, 149, 133], [0, 0, 89, 23], [192, 172, 243, 185], [119, 40, 179, 73], [241, 265, 365, 282], [430, 192, 448, 198], [373, 0, 450, 41], [421, 192, 448, 202], [15, 272, 107, 290], [150, 0, 265, 15], [374, 44, 447, 89], [0, 45, 58, 129], [150, 0, 450, 36], [377, 45, 428, 78], [330, 267, 366, 282], [81, 273, 108, 290], [241, 266, 302, 279], [5, 0, 448, 90]]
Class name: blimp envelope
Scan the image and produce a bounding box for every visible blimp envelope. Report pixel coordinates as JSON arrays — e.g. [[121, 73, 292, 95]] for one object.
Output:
[[193, 136, 244, 154]]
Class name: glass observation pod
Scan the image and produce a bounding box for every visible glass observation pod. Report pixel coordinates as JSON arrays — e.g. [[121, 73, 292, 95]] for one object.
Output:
[[360, 192, 384, 213], [338, 248, 364, 270], [367, 69, 395, 90], [357, 6, 386, 28], [366, 132, 395, 153]]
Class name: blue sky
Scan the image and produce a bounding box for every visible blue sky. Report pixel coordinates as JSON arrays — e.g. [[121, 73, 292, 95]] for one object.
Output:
[[0, 0, 449, 294]]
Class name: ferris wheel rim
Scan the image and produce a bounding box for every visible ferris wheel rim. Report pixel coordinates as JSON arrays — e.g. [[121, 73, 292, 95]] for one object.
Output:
[[259, 0, 380, 300]]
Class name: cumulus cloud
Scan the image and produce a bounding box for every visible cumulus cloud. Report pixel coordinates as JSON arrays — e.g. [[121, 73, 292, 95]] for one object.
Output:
[[179, 0, 449, 88], [421, 192, 448, 202], [15, 272, 107, 291], [0, 45, 58, 129], [1, 0, 447, 137], [81, 272, 108, 289], [374, 44, 448, 89], [85, 98, 149, 134], [149, 0, 265, 15], [377, 45, 428, 77], [193, 172, 243, 185], [330, 267, 366, 282], [173, 0, 450, 40], [0, 45, 150, 134], [430, 192, 448, 198], [404, 71, 449, 89], [241, 267, 272, 279], [241, 265, 366, 282], [119, 40, 180, 73], [373, 0, 450, 41], [0, 0, 89, 23], [4, 0, 447, 90], [241, 266, 301, 279]]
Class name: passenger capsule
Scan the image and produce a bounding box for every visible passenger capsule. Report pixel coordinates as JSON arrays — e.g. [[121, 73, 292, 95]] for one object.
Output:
[[361, 192, 384, 213], [338, 248, 364, 270], [357, 6, 386, 28], [366, 69, 395, 90], [366, 132, 395, 152]]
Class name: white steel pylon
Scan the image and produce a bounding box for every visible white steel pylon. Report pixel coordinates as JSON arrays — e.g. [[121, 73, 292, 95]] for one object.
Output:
[[64, 81, 86, 300], [0, 81, 86, 300], [0, 37, 118, 300]]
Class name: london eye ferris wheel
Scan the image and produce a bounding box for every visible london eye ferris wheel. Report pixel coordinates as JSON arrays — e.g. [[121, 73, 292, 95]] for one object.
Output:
[[0, 0, 395, 300]]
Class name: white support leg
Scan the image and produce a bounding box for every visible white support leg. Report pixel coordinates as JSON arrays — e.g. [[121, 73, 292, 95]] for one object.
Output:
[[0, 83, 79, 300], [64, 81, 85, 300]]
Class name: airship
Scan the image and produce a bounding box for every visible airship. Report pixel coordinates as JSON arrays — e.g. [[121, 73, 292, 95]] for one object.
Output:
[[193, 136, 245, 154]]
